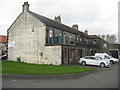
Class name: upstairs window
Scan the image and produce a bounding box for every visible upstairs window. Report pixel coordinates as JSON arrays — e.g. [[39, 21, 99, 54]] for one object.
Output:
[[76, 35, 79, 44], [46, 26, 54, 37], [103, 43, 107, 48], [79, 38, 82, 42], [86, 39, 89, 45], [63, 33, 66, 44], [59, 32, 62, 36], [69, 34, 75, 45], [93, 40, 96, 44], [50, 29, 53, 37]]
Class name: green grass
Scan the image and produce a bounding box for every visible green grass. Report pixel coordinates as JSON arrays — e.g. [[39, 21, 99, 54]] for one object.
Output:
[[2, 61, 95, 75]]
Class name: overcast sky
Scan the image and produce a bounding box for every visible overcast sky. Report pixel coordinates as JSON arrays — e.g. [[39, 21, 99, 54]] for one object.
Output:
[[0, 0, 119, 42]]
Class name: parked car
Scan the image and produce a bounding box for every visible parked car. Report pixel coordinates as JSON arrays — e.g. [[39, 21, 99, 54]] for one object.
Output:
[[0, 55, 7, 61], [95, 53, 118, 64], [79, 56, 110, 68], [109, 56, 119, 63]]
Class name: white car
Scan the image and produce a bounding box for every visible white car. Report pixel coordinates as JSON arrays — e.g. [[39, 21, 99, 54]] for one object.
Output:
[[0, 55, 7, 61], [79, 56, 110, 68], [109, 56, 119, 63], [95, 53, 118, 64]]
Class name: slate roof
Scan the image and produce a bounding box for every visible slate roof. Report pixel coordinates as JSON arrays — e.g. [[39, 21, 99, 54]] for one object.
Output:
[[87, 35, 101, 39], [87, 35, 109, 43], [29, 11, 86, 37], [0, 35, 7, 43]]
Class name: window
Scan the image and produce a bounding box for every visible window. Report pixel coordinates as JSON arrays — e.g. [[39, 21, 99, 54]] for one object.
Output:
[[79, 38, 82, 42], [96, 56, 102, 60], [104, 55, 110, 59], [103, 43, 107, 48], [86, 39, 89, 45], [54, 29, 62, 37], [63, 33, 66, 44], [69, 34, 75, 45], [85, 56, 91, 59], [59, 32, 62, 36], [93, 40, 96, 44], [46, 26, 54, 37], [69, 35, 72, 40], [50, 29, 53, 37], [76, 35, 79, 44], [91, 57, 96, 60]]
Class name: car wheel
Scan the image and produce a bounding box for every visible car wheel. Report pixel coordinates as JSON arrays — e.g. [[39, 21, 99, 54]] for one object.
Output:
[[100, 63, 105, 68], [81, 61, 86, 66], [110, 60, 114, 64]]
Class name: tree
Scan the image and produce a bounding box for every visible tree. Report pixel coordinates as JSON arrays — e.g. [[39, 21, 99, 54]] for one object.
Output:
[[98, 34, 101, 38], [98, 34, 117, 44], [101, 34, 105, 40]]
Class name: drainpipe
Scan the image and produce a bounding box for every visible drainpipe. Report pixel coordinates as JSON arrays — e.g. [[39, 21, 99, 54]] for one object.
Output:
[[61, 30, 64, 64]]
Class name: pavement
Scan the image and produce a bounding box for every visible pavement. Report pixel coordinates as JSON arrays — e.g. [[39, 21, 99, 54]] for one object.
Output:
[[2, 63, 119, 88], [2, 70, 96, 80]]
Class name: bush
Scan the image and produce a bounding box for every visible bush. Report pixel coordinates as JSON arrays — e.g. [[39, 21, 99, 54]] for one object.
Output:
[[17, 57, 21, 62]]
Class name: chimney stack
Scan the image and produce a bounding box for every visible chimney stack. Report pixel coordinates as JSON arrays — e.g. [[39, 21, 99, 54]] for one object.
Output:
[[84, 30, 88, 34], [72, 24, 78, 30], [22, 2, 29, 12], [54, 16, 61, 23]]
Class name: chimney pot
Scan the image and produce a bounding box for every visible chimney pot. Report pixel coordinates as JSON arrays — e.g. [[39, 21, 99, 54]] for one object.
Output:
[[54, 15, 61, 23], [22, 2, 29, 12], [24, 2, 28, 5], [84, 30, 88, 34], [72, 24, 78, 30]]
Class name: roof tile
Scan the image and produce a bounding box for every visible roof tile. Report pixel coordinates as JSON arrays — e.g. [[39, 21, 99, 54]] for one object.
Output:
[[0, 35, 7, 43]]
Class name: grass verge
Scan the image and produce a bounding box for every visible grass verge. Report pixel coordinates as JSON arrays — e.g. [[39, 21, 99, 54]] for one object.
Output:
[[2, 61, 96, 75]]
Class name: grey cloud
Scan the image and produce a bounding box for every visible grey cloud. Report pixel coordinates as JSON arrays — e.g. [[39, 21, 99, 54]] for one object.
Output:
[[0, 0, 119, 41]]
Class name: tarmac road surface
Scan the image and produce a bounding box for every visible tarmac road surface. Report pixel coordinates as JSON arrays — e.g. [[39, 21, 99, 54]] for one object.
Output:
[[2, 63, 119, 88]]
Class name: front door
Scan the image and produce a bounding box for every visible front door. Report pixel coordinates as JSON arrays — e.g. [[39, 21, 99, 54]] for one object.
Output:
[[90, 57, 99, 65], [68, 49, 70, 64], [71, 49, 75, 63]]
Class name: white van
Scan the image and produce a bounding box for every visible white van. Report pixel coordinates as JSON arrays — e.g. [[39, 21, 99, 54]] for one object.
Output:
[[95, 53, 118, 64]]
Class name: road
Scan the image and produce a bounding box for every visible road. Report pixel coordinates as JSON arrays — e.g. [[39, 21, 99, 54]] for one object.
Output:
[[2, 63, 118, 88]]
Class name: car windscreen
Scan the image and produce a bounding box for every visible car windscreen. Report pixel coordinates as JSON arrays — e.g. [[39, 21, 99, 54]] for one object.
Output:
[[84, 57, 91, 59], [104, 55, 110, 59], [96, 56, 102, 60]]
